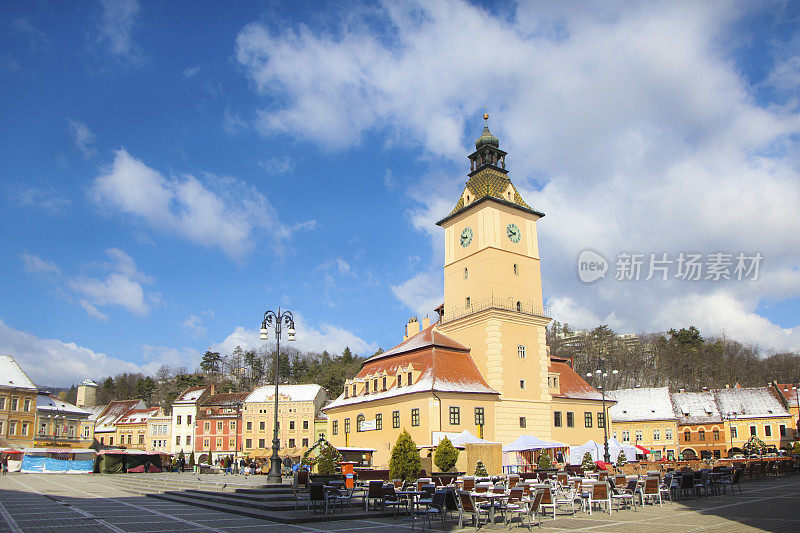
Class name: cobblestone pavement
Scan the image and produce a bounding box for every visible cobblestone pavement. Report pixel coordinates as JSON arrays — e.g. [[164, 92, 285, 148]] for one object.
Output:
[[1, 473, 799, 532]]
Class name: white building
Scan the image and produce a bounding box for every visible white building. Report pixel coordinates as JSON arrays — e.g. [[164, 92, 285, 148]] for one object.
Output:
[[171, 386, 211, 456]]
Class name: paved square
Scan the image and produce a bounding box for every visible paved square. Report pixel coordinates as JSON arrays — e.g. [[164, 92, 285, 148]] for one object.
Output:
[[1, 473, 799, 532]]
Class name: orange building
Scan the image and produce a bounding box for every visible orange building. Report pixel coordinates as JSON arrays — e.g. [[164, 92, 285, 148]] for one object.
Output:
[[671, 391, 727, 460], [195, 392, 247, 463]]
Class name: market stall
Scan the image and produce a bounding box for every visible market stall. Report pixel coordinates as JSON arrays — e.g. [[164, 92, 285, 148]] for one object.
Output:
[[19, 448, 95, 473]]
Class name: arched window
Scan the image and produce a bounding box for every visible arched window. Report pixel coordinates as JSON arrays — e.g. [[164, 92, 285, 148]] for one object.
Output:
[[516, 301, 521, 312], [356, 414, 365, 432], [464, 268, 468, 279], [513, 263, 518, 275]]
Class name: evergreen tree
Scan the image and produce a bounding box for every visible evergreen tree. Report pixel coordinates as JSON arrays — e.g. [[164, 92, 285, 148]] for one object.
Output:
[[188, 452, 195, 467], [389, 430, 421, 482], [581, 452, 595, 471], [317, 443, 343, 475], [200, 350, 222, 374], [474, 460, 488, 476], [616, 451, 627, 467], [537, 451, 553, 470], [433, 437, 459, 472]]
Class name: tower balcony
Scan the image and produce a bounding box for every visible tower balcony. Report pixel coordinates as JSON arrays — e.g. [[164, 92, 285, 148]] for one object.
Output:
[[442, 296, 551, 324]]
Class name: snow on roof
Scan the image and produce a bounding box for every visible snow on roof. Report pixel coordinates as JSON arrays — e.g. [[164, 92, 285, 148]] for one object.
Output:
[[245, 384, 324, 403], [79, 379, 98, 387], [671, 391, 721, 425], [367, 324, 469, 362], [607, 387, 676, 422], [549, 359, 605, 401], [91, 400, 145, 432], [200, 392, 248, 406], [173, 386, 211, 404], [0, 355, 37, 391], [36, 393, 91, 416], [775, 383, 800, 408], [714, 387, 789, 419], [117, 407, 160, 424]]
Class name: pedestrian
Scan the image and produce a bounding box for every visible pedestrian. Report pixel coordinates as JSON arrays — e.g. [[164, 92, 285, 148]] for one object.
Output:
[[1, 455, 8, 475]]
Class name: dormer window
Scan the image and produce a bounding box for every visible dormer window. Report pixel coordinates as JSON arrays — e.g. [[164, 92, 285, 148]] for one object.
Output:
[[344, 388, 349, 399], [365, 382, 369, 394], [407, 371, 413, 385], [398, 374, 403, 387], [352, 384, 356, 397], [382, 377, 387, 391]]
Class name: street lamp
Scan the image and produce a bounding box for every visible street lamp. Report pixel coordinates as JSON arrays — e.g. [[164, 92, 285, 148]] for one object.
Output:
[[586, 363, 618, 464], [260, 307, 296, 484]]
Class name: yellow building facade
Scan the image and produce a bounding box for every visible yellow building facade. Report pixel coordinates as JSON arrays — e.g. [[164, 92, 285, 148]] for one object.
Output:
[[242, 384, 327, 457], [0, 356, 38, 449], [146, 414, 172, 454], [33, 393, 94, 449], [115, 407, 161, 450], [608, 388, 679, 461]]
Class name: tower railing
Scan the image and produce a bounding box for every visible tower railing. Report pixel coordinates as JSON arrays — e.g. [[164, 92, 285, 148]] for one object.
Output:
[[442, 296, 551, 324]]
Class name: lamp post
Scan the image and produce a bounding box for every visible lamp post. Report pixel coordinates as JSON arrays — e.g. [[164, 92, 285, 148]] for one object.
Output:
[[586, 362, 618, 464], [724, 412, 738, 458], [260, 307, 296, 484]]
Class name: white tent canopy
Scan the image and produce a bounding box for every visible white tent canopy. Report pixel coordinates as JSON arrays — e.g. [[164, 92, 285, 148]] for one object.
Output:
[[502, 435, 567, 452], [429, 430, 498, 448], [607, 438, 638, 460], [568, 438, 638, 465]]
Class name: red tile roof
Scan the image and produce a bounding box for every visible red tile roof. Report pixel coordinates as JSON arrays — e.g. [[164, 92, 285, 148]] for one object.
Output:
[[368, 324, 469, 361]]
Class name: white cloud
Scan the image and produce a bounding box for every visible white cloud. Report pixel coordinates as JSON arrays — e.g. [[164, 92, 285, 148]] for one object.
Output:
[[182, 66, 200, 78], [91, 149, 313, 261], [212, 314, 377, 357], [14, 188, 71, 214], [68, 119, 96, 157], [0, 318, 198, 386], [22, 248, 156, 319], [182, 314, 206, 338], [236, 1, 800, 351], [96, 0, 142, 64]]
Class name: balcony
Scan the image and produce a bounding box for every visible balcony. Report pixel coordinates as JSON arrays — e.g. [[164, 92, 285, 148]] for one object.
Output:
[[442, 296, 551, 324]]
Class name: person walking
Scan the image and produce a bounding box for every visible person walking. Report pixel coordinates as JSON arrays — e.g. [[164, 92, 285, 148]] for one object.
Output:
[[1, 455, 8, 475]]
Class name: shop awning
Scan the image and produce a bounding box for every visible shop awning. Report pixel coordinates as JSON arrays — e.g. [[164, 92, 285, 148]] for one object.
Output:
[[635, 444, 651, 454]]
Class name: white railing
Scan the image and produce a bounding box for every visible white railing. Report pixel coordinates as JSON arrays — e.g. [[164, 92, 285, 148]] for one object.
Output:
[[442, 296, 551, 323]]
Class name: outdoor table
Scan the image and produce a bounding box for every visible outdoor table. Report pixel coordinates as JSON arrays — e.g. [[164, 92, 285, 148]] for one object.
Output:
[[396, 489, 424, 519], [470, 492, 507, 524]]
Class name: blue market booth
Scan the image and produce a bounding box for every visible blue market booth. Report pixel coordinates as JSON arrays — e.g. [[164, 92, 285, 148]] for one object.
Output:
[[20, 448, 95, 473]]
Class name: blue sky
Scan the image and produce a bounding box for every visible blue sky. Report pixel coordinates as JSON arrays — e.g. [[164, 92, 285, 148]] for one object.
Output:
[[2, 1, 800, 386]]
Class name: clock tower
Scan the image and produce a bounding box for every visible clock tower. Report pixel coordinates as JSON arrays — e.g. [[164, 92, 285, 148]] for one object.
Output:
[[436, 115, 553, 443]]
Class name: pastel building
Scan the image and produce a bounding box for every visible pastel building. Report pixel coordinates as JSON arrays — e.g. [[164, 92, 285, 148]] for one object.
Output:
[[715, 387, 793, 454], [34, 393, 94, 449], [171, 386, 212, 456], [0, 355, 38, 449], [607, 387, 679, 461], [195, 392, 247, 463], [671, 391, 726, 460], [147, 413, 172, 454], [242, 384, 327, 457], [115, 407, 161, 450], [88, 399, 145, 446]]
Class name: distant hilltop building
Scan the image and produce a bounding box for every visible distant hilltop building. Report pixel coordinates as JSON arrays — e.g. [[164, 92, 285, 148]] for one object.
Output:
[[76, 379, 98, 408]]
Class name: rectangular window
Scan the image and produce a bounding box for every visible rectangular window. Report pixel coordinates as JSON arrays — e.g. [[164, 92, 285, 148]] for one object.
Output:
[[449, 406, 460, 425], [217, 421, 223, 431], [584, 412, 593, 428], [202, 438, 209, 448], [302, 438, 309, 447], [392, 411, 400, 429], [730, 426, 737, 439], [375, 413, 382, 430], [303, 420, 309, 430], [176, 415, 182, 425], [84, 426, 90, 438], [622, 430, 630, 443], [750, 426, 757, 437], [475, 407, 484, 426], [519, 417, 526, 429], [176, 435, 181, 445], [11, 398, 18, 411], [204, 422, 210, 431], [289, 438, 295, 447], [258, 438, 265, 448], [666, 428, 673, 441], [229, 437, 235, 448], [411, 409, 420, 426], [780, 425, 787, 437], [332, 420, 338, 435], [0, 397, 4, 409], [365, 381, 369, 394], [353, 384, 357, 396], [597, 412, 605, 428], [554, 411, 562, 427], [407, 371, 412, 384], [518, 345, 526, 359], [374, 378, 378, 392], [216, 437, 222, 448], [713, 428, 720, 440], [684, 430, 691, 442], [566, 412, 574, 428], [344, 418, 351, 433], [23, 399, 31, 412], [653, 428, 660, 441], [465, 297, 470, 307], [289, 421, 295, 430], [245, 438, 252, 448], [247, 421, 252, 431], [260, 421, 265, 430], [382, 377, 387, 391], [138, 434, 144, 444], [21, 422, 29, 436], [187, 415, 192, 425], [397, 375, 402, 387], [186, 436, 191, 445], [109, 436, 113, 445], [765, 425, 771, 437], [230, 421, 236, 431], [520, 379, 526, 389], [40, 421, 47, 435], [635, 431, 642, 442]]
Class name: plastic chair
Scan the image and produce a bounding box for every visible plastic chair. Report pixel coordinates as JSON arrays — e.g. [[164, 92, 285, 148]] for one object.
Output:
[[457, 490, 491, 529]]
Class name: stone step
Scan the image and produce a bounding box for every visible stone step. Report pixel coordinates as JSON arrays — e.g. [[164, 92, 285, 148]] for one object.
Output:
[[148, 492, 387, 524], [163, 490, 300, 511], [186, 489, 294, 502]]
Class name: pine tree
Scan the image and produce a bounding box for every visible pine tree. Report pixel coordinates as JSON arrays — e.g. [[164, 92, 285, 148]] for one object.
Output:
[[188, 451, 195, 467], [389, 430, 422, 482], [537, 450, 553, 470], [616, 451, 627, 467], [434, 437, 459, 472], [581, 452, 595, 471], [474, 460, 488, 476], [317, 443, 343, 475]]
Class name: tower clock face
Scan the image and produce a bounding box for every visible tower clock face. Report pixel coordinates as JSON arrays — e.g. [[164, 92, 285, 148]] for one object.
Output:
[[460, 227, 473, 247], [507, 223, 521, 243]]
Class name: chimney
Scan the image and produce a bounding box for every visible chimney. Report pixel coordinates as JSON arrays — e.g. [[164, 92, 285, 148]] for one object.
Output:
[[678, 388, 685, 393], [405, 317, 420, 338], [422, 316, 431, 330]]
